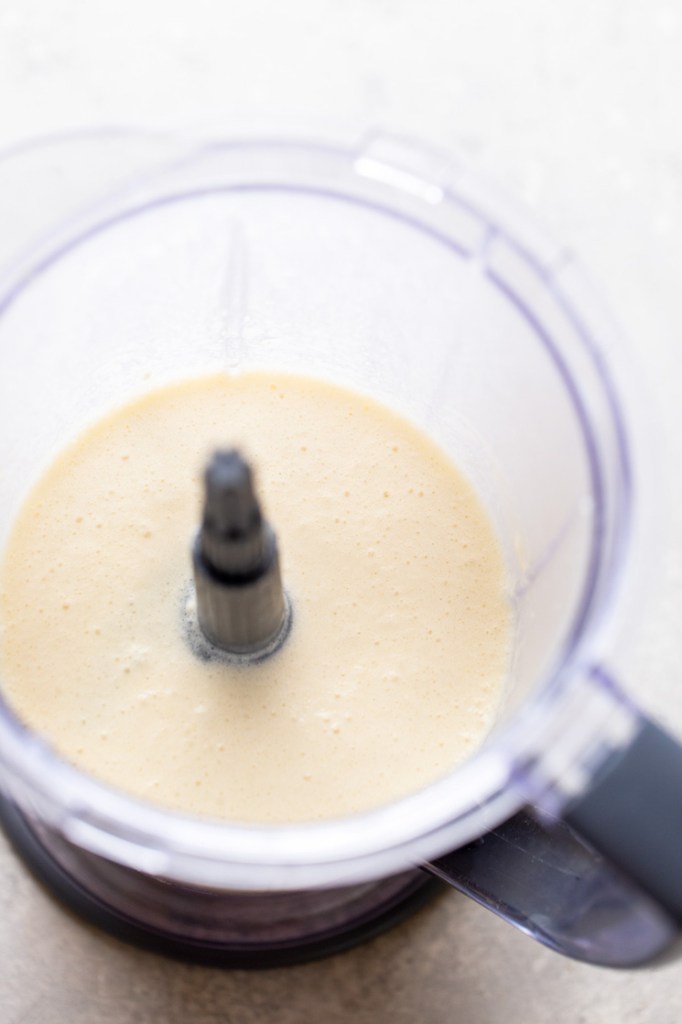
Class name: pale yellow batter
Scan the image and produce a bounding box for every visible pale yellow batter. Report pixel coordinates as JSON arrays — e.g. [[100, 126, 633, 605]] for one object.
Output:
[[0, 373, 510, 822]]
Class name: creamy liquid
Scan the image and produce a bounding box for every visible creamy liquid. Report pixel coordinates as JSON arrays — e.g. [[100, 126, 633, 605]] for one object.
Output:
[[0, 373, 510, 822]]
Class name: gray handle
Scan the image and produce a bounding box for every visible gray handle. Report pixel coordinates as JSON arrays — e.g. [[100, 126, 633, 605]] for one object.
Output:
[[424, 717, 682, 967], [564, 718, 682, 919]]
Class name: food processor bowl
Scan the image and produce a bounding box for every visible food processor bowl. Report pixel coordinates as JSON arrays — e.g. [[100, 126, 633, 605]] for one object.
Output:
[[0, 130, 679, 967]]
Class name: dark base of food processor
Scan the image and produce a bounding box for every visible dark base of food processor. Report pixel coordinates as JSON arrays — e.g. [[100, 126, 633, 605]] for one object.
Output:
[[0, 795, 442, 968]]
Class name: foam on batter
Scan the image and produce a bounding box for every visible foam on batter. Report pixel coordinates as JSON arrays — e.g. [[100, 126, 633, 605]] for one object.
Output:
[[0, 372, 510, 822]]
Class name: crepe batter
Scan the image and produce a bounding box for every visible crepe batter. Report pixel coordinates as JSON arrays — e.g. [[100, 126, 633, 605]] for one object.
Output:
[[0, 373, 510, 822]]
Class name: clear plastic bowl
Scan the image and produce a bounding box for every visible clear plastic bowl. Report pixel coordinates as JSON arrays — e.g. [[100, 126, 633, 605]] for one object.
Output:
[[0, 130, 663, 965]]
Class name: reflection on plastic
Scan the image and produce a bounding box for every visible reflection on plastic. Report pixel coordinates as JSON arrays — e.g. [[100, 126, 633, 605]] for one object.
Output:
[[425, 810, 678, 967]]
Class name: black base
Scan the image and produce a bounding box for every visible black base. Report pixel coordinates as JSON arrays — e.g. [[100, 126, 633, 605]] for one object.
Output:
[[0, 795, 442, 968]]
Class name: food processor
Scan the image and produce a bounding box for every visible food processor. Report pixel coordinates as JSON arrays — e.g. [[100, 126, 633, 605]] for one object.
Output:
[[0, 129, 681, 968]]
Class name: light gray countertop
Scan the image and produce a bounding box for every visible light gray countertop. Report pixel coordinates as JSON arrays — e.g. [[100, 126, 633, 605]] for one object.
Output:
[[1, 2, 682, 1020]]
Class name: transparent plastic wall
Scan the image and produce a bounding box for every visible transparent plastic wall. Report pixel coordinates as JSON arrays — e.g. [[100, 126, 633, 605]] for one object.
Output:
[[0, 134, 618, 730]]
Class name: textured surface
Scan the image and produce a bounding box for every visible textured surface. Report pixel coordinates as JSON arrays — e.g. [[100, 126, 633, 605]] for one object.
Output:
[[1, 1, 682, 1020]]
